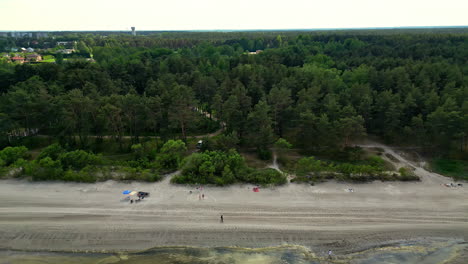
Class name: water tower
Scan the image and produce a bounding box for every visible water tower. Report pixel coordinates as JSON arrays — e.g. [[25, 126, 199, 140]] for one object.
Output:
[[131, 27, 136, 36]]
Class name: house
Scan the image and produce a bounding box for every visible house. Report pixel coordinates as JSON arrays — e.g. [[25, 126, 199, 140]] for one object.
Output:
[[26, 53, 42, 62], [26, 47, 34, 52], [56, 49, 75, 54], [248, 50, 263, 55], [56, 41, 77, 47], [11, 56, 25, 63]]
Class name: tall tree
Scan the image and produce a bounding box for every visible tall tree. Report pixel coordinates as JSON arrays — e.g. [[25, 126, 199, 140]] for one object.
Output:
[[246, 100, 274, 151], [168, 85, 197, 141]]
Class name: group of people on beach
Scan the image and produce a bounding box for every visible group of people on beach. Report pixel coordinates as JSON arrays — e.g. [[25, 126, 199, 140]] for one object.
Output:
[[189, 186, 206, 200], [189, 186, 224, 223]]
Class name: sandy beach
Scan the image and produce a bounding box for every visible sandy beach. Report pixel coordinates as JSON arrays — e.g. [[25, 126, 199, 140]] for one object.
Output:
[[0, 168, 467, 258]]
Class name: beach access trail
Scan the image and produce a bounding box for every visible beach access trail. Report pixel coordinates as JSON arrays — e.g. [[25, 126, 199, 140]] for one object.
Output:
[[0, 140, 467, 260]]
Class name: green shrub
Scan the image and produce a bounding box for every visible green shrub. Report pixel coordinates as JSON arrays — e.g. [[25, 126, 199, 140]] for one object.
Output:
[[398, 167, 419, 181], [296, 156, 328, 175], [0, 146, 29, 166], [275, 138, 292, 150], [37, 143, 65, 160], [172, 149, 286, 185], [26, 158, 64, 181], [155, 140, 187, 170], [366, 155, 385, 168], [119, 167, 161, 182], [293, 155, 395, 183], [58, 150, 101, 170], [62, 169, 96, 183], [245, 168, 286, 185]]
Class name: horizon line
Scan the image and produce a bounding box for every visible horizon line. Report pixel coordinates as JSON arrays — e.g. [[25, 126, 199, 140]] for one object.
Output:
[[1, 25, 468, 33]]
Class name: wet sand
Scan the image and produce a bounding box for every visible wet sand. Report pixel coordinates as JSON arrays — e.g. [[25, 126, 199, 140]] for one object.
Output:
[[0, 169, 467, 261], [1, 240, 467, 264]]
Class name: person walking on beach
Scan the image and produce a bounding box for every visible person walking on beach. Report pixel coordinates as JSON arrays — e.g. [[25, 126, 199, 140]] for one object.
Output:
[[202, 193, 205, 199], [328, 249, 332, 259], [220, 214, 224, 223]]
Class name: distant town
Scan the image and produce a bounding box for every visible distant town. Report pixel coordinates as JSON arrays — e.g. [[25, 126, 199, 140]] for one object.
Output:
[[0, 32, 94, 64]]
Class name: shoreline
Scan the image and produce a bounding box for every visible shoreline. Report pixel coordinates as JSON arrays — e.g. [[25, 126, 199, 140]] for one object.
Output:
[[1, 238, 467, 264]]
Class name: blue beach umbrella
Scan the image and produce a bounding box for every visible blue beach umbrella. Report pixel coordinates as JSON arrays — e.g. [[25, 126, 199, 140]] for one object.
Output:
[[122, 190, 131, 195]]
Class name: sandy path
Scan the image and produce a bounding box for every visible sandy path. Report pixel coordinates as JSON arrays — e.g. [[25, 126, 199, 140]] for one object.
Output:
[[0, 172, 467, 255], [356, 140, 454, 184]]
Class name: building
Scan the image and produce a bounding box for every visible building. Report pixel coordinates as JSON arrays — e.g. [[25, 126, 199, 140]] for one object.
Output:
[[131, 27, 136, 36], [56, 41, 77, 48], [248, 50, 263, 55], [26, 54, 42, 62], [11, 56, 25, 63], [56, 49, 75, 54]]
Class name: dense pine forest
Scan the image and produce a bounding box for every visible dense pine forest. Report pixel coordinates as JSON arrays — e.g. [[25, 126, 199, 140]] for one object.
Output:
[[0, 29, 467, 183]]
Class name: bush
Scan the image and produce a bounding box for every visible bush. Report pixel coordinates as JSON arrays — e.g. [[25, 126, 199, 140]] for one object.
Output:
[[296, 156, 328, 175], [245, 168, 287, 185], [293, 155, 400, 183], [58, 150, 101, 170], [25, 158, 64, 181], [62, 169, 96, 183], [0, 146, 29, 166], [275, 138, 293, 150], [155, 140, 187, 170], [37, 143, 65, 160], [398, 167, 419, 181], [366, 155, 385, 168], [130, 141, 159, 161], [173, 149, 285, 185]]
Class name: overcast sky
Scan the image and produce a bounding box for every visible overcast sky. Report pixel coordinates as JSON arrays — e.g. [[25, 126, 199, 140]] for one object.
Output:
[[1, 0, 467, 31]]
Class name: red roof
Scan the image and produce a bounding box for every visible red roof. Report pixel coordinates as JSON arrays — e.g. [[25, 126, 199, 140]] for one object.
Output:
[[12, 57, 25, 60]]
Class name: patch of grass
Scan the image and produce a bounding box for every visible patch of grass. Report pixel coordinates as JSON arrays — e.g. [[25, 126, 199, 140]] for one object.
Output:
[[40, 59, 56, 63], [431, 159, 468, 180]]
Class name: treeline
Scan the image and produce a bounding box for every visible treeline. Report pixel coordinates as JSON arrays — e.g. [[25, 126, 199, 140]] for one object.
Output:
[[0, 30, 467, 160]]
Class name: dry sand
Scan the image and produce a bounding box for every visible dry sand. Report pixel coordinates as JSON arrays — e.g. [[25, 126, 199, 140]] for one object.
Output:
[[0, 143, 467, 259]]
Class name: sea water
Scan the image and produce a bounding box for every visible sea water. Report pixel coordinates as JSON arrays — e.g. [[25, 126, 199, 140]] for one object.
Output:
[[0, 240, 465, 264]]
